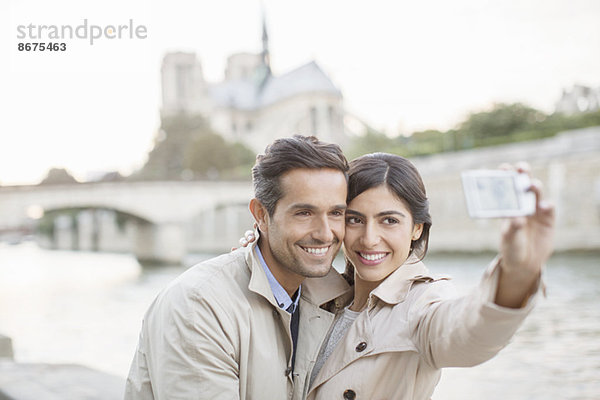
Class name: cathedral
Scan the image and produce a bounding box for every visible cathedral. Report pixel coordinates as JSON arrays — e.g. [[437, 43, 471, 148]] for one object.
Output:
[[160, 19, 348, 153]]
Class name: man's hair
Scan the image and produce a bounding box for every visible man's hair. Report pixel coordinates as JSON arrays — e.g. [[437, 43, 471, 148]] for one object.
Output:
[[252, 135, 349, 216]]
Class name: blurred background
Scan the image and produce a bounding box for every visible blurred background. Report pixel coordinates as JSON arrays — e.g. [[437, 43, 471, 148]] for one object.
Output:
[[0, 0, 599, 398]]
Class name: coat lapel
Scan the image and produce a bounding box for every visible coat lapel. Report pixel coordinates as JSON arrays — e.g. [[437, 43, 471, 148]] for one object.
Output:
[[308, 307, 375, 393]]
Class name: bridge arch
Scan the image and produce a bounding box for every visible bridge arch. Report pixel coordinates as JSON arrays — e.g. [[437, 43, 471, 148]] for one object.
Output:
[[0, 180, 255, 263], [33, 198, 256, 264], [36, 206, 155, 255], [187, 200, 255, 253]]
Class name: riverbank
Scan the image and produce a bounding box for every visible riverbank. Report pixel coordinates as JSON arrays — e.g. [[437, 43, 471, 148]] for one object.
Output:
[[0, 334, 124, 400]]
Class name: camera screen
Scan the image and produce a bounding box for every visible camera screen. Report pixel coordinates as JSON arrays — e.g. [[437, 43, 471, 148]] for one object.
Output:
[[475, 176, 520, 211]]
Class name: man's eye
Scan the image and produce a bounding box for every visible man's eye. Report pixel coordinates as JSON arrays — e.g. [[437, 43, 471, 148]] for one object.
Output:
[[331, 210, 345, 217]]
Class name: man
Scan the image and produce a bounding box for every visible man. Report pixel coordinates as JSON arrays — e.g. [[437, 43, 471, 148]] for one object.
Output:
[[125, 135, 353, 400]]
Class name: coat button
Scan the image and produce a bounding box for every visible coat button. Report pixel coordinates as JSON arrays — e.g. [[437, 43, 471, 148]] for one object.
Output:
[[343, 389, 356, 399], [355, 341, 367, 352]]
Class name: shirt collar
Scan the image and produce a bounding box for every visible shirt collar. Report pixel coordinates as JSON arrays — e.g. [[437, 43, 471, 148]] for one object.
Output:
[[255, 245, 301, 313]]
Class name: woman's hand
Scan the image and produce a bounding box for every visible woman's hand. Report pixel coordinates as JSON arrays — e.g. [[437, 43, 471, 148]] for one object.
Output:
[[231, 227, 257, 251], [495, 162, 555, 308]]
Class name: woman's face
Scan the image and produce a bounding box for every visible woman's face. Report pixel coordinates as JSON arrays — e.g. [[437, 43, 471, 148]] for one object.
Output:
[[343, 185, 423, 285]]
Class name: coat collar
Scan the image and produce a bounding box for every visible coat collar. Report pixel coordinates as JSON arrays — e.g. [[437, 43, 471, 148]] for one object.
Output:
[[245, 240, 281, 308], [245, 233, 351, 308], [302, 269, 352, 307], [369, 256, 438, 305]]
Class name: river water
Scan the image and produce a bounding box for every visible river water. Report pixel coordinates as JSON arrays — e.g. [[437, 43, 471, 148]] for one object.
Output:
[[0, 242, 598, 399]]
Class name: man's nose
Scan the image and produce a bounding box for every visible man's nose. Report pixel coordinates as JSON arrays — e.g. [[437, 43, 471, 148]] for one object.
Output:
[[311, 215, 335, 243]]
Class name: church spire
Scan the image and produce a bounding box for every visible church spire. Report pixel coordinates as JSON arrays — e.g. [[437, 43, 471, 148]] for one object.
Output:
[[261, 7, 271, 75]]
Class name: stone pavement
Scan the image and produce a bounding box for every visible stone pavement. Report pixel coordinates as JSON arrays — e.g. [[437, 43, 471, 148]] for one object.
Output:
[[0, 361, 125, 400]]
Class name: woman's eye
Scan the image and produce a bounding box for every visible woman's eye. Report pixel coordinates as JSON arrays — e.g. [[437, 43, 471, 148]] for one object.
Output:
[[346, 217, 362, 224], [383, 217, 398, 225]]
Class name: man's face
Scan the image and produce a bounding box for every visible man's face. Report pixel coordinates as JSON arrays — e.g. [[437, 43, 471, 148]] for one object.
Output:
[[260, 168, 347, 288]]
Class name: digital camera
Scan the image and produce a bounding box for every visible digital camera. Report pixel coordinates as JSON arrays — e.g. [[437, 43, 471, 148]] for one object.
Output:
[[461, 169, 536, 218]]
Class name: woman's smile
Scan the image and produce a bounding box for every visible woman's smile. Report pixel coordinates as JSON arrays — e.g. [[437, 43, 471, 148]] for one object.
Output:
[[356, 251, 389, 265], [344, 185, 423, 286]]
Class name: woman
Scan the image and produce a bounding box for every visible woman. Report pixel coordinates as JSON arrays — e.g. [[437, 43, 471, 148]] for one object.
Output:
[[241, 153, 554, 399]]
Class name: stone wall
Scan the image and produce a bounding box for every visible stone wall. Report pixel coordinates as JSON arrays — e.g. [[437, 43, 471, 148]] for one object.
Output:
[[412, 127, 600, 252]]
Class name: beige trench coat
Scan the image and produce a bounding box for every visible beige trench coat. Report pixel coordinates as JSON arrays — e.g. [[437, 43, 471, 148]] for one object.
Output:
[[124, 241, 352, 400], [307, 258, 539, 400]]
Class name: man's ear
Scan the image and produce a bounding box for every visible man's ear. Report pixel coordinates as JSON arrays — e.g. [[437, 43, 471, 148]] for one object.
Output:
[[249, 198, 269, 233]]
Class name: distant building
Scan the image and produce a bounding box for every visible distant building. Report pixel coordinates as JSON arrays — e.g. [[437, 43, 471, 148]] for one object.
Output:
[[160, 19, 347, 152], [555, 84, 600, 115]]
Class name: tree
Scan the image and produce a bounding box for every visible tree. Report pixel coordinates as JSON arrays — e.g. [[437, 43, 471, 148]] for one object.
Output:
[[39, 168, 78, 185], [136, 113, 255, 180], [185, 132, 254, 178], [458, 103, 546, 146], [346, 129, 399, 159]]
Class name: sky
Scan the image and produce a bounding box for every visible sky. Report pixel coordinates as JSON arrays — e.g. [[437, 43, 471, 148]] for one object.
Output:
[[1, 0, 599, 185]]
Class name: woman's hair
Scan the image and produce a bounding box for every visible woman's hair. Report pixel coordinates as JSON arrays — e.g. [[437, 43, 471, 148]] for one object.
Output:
[[343, 152, 432, 285]]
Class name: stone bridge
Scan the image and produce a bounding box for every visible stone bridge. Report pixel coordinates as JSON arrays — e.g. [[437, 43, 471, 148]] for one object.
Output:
[[0, 180, 254, 263], [1, 127, 599, 263]]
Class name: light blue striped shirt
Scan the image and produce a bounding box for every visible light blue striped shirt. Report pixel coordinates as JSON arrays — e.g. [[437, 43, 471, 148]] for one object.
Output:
[[255, 245, 301, 313]]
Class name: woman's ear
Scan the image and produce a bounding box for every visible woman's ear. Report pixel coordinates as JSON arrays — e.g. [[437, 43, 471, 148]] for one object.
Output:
[[412, 223, 424, 241], [249, 198, 269, 233]]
